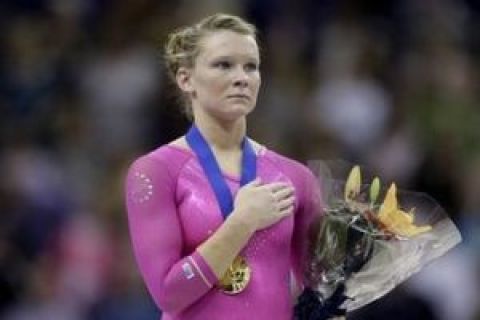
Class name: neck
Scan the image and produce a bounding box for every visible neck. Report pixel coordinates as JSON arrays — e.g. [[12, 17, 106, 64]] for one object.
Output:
[[193, 112, 246, 151]]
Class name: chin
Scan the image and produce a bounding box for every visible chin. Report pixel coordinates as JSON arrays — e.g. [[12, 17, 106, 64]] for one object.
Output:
[[213, 103, 254, 122], [227, 104, 255, 119]]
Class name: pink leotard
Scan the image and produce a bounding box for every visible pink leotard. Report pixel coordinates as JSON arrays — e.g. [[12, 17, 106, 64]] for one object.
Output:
[[125, 144, 322, 320]]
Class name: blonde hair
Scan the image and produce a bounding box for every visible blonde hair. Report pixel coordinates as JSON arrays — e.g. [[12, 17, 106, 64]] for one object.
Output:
[[164, 13, 258, 118]]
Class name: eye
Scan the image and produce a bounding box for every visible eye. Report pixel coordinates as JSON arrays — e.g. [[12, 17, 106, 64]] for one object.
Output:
[[244, 62, 258, 72], [213, 60, 232, 69]]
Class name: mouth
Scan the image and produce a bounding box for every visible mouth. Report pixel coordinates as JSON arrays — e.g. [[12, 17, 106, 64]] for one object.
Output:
[[227, 94, 250, 100]]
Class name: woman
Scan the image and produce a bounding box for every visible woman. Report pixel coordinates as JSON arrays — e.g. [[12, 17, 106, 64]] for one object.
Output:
[[125, 13, 322, 320]]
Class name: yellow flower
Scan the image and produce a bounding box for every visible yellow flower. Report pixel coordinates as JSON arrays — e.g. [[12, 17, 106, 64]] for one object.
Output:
[[369, 177, 381, 204], [378, 183, 432, 237], [345, 165, 361, 203]]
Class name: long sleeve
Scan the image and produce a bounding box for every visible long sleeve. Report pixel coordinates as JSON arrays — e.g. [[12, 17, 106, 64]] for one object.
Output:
[[125, 155, 218, 315], [290, 166, 323, 288]]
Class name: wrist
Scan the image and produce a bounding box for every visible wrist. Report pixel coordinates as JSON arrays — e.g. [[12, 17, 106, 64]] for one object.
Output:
[[227, 209, 257, 236]]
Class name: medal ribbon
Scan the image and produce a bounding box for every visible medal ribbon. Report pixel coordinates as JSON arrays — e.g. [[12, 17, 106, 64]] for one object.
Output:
[[186, 125, 257, 219]]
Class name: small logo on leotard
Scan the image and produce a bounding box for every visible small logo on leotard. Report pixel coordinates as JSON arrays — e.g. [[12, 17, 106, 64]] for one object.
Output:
[[128, 171, 154, 204], [182, 262, 195, 280]]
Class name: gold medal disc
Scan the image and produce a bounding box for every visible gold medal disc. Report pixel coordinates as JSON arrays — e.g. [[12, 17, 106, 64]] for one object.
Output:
[[218, 255, 251, 294]]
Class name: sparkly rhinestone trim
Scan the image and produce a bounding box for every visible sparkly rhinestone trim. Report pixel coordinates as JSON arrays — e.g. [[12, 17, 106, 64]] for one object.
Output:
[[129, 171, 154, 204]]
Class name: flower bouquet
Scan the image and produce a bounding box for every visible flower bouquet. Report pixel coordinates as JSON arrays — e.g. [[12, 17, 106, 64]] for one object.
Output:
[[294, 162, 462, 320]]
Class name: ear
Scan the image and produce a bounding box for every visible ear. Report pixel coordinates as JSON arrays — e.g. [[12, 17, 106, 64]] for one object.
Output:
[[176, 67, 194, 94]]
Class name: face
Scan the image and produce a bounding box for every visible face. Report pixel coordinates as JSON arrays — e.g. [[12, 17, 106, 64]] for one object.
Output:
[[177, 30, 261, 122]]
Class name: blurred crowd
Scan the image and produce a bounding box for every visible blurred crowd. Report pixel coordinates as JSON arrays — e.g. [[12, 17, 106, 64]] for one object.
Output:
[[0, 0, 479, 319]]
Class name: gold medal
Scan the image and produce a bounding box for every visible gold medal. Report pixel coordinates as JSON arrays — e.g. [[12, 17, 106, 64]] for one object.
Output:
[[218, 255, 251, 294]]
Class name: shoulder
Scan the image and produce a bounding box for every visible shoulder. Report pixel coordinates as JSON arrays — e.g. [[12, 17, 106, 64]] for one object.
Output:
[[262, 148, 314, 180], [263, 149, 320, 208], [247, 138, 267, 155], [126, 142, 194, 181]]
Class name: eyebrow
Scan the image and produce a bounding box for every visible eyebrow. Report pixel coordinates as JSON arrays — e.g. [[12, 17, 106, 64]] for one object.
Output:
[[209, 55, 260, 63]]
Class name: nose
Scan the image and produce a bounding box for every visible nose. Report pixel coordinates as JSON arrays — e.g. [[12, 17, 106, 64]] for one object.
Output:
[[232, 67, 249, 88]]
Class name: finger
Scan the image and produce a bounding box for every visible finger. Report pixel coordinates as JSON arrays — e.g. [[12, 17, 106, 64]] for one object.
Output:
[[279, 204, 294, 217], [246, 177, 262, 187], [263, 182, 291, 193], [274, 187, 294, 200], [277, 197, 295, 211], [270, 189, 293, 203]]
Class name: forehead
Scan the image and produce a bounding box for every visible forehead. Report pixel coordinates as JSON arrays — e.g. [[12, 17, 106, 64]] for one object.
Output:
[[198, 30, 259, 61]]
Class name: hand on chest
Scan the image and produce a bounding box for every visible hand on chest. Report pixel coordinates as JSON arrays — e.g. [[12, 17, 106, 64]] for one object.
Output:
[[176, 161, 297, 253]]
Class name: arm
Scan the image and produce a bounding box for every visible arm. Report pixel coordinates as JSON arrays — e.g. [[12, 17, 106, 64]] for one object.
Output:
[[125, 155, 217, 314], [198, 179, 295, 279], [126, 155, 295, 313], [291, 167, 323, 290], [197, 211, 255, 279]]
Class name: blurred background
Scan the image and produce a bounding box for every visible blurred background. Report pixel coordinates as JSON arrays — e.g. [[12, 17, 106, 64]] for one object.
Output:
[[0, 0, 479, 319]]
